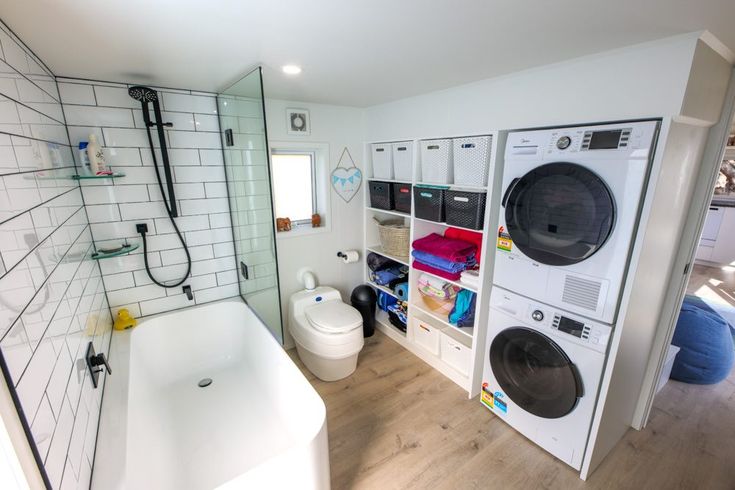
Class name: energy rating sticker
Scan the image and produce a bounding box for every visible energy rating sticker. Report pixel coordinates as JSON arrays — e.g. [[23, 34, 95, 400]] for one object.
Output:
[[497, 226, 512, 252], [481, 390, 494, 409]]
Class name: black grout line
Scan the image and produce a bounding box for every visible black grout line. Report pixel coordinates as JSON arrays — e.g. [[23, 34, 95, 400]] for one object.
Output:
[[30, 242, 96, 422], [0, 90, 67, 126], [0, 221, 90, 347], [0, 164, 76, 178], [0, 19, 55, 81], [0, 128, 73, 147], [0, 347, 53, 489], [0, 185, 79, 227]]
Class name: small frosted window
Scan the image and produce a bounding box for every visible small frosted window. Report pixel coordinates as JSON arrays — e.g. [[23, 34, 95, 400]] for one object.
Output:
[[271, 152, 316, 223]]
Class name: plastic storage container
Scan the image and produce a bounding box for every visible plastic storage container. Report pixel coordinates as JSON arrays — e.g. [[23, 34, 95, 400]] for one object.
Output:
[[420, 139, 453, 184], [369, 180, 394, 210], [392, 183, 412, 214], [411, 317, 441, 355], [453, 136, 491, 187], [445, 189, 487, 230], [413, 186, 445, 222], [371, 143, 393, 179], [392, 141, 413, 181], [440, 332, 471, 376], [351, 285, 377, 338], [656, 344, 681, 393]]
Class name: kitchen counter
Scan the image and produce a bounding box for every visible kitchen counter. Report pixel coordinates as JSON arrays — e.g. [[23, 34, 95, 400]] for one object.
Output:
[[711, 198, 735, 207]]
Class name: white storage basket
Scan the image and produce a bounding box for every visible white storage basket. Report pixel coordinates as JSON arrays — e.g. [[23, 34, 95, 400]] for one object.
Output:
[[411, 317, 441, 355], [453, 136, 491, 187], [371, 143, 393, 179], [440, 332, 471, 376], [392, 141, 413, 181], [420, 139, 453, 184]]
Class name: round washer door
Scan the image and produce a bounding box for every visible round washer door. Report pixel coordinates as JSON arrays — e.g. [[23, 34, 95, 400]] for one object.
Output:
[[503, 162, 615, 266], [490, 327, 583, 419]]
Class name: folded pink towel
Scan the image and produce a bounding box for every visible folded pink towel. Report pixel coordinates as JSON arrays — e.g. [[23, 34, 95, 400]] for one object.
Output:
[[412, 233, 476, 263], [413, 259, 462, 281]]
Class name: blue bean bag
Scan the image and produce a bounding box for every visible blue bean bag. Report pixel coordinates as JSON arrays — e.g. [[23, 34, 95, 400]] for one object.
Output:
[[670, 295, 735, 384]]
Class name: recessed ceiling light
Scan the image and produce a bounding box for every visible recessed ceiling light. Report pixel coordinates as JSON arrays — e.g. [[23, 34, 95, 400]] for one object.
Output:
[[282, 65, 302, 75]]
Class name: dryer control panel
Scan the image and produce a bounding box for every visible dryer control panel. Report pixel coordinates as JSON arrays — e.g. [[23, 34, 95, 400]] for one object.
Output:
[[505, 121, 658, 161]]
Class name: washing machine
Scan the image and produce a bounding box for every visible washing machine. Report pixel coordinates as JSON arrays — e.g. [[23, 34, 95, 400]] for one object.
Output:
[[481, 287, 611, 470], [494, 121, 660, 324]]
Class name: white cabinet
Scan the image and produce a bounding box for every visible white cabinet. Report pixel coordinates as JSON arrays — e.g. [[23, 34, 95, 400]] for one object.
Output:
[[697, 205, 735, 266], [700, 206, 724, 244], [710, 207, 735, 265]]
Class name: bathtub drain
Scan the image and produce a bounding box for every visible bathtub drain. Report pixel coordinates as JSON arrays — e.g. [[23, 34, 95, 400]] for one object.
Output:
[[198, 378, 213, 388]]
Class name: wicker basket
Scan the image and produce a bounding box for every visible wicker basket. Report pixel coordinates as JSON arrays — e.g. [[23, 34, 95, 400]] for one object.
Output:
[[374, 218, 410, 258]]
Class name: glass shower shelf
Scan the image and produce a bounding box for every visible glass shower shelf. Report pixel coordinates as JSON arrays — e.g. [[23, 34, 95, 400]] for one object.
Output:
[[72, 173, 126, 180], [91, 243, 139, 260]]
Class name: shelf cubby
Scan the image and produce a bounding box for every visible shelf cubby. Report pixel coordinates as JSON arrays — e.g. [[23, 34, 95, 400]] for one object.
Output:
[[363, 132, 500, 397]]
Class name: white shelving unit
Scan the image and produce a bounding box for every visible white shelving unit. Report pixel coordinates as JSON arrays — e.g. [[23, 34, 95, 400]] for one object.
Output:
[[362, 132, 505, 398]]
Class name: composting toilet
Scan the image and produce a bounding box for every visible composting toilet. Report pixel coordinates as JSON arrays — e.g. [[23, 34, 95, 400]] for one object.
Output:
[[289, 278, 364, 381]]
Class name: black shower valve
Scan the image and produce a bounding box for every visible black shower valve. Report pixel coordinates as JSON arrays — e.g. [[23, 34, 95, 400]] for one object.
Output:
[[136, 223, 149, 234]]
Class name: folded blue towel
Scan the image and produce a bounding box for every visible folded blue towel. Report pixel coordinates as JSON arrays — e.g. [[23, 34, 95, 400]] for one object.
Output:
[[370, 266, 406, 286], [412, 250, 475, 274]]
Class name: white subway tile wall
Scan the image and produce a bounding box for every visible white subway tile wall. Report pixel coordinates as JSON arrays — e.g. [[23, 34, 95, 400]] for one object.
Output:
[[57, 77, 239, 317], [218, 94, 278, 297], [0, 21, 111, 490]]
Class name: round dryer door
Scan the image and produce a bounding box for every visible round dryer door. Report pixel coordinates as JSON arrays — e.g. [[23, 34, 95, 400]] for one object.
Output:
[[502, 162, 615, 266], [490, 327, 583, 419]]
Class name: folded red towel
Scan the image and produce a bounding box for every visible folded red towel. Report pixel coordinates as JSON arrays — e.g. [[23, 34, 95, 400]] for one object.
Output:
[[445, 227, 483, 263], [412, 233, 476, 263], [413, 259, 462, 281]]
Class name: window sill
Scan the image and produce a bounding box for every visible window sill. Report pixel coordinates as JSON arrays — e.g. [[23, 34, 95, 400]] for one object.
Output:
[[275, 223, 331, 239]]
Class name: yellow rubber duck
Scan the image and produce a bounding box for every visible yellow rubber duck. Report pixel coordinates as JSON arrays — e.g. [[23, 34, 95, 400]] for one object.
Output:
[[113, 309, 138, 331]]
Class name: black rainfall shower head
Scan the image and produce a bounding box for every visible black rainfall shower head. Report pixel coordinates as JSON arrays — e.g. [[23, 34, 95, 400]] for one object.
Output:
[[128, 86, 158, 102]]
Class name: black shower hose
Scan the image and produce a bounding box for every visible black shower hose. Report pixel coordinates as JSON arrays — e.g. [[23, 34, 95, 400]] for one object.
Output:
[[139, 125, 191, 288]]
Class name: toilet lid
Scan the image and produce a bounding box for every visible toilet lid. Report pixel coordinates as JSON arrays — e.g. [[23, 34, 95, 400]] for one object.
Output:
[[305, 302, 362, 333]]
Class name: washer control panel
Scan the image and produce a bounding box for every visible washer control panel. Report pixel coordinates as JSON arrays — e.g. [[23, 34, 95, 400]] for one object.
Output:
[[490, 287, 612, 352]]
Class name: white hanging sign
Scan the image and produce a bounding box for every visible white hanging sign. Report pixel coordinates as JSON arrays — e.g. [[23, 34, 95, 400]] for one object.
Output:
[[331, 147, 362, 203]]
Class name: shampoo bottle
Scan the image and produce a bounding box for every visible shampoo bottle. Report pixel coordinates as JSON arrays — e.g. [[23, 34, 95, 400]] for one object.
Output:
[[79, 142, 92, 174], [87, 134, 111, 175]]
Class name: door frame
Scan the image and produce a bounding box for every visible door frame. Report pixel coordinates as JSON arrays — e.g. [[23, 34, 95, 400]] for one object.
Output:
[[632, 67, 735, 427]]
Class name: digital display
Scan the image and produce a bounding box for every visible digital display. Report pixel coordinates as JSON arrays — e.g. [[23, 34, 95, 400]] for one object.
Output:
[[588, 130, 622, 150], [558, 316, 585, 338]]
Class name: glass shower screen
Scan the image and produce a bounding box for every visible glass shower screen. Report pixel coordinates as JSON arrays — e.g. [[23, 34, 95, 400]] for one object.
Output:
[[217, 68, 283, 342]]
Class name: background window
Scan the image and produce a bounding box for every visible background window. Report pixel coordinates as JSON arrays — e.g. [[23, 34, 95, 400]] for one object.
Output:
[[271, 151, 317, 224]]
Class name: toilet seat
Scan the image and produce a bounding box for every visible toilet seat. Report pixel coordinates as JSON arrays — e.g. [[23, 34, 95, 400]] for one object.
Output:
[[305, 302, 362, 334]]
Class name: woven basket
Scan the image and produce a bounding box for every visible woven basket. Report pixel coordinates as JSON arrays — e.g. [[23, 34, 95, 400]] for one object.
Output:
[[375, 218, 410, 258]]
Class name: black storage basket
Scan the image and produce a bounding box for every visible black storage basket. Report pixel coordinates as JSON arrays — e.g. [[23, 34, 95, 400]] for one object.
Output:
[[445, 189, 487, 230], [392, 183, 412, 214], [369, 180, 395, 210], [413, 186, 445, 222]]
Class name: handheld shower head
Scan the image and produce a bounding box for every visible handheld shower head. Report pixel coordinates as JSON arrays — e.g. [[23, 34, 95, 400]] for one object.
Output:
[[128, 86, 158, 102]]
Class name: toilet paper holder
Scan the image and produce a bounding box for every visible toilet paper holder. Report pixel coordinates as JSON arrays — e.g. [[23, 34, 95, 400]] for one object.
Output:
[[336, 250, 359, 263]]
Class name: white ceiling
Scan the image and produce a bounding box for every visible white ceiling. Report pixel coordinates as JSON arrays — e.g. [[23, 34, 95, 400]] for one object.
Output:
[[2, 0, 734, 107]]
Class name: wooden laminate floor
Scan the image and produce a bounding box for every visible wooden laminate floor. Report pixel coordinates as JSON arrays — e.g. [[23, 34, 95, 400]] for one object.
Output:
[[289, 330, 735, 489], [687, 263, 735, 306]]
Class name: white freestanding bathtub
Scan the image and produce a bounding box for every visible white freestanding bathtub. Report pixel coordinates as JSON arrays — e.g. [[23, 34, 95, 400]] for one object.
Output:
[[92, 300, 330, 490]]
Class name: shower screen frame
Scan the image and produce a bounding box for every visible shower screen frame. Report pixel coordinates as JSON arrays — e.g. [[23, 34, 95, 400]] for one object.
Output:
[[217, 67, 284, 343]]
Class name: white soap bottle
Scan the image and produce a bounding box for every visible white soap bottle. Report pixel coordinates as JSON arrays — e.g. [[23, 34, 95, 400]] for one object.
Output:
[[87, 134, 111, 175]]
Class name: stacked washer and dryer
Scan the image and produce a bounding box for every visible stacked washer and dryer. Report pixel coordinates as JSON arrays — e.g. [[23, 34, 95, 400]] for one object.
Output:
[[480, 121, 660, 470]]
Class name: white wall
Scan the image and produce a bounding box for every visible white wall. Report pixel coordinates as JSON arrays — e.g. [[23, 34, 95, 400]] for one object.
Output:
[[264, 98, 365, 348], [365, 33, 700, 140], [58, 79, 239, 318], [0, 21, 110, 490]]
